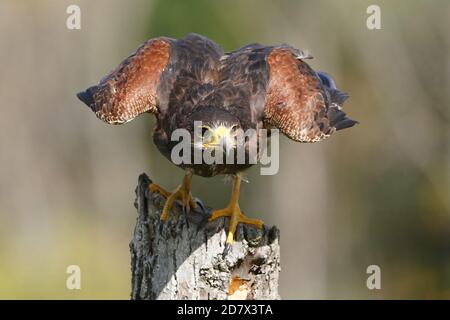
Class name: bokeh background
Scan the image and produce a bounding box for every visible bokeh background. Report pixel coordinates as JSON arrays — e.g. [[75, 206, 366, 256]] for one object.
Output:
[[0, 0, 449, 299]]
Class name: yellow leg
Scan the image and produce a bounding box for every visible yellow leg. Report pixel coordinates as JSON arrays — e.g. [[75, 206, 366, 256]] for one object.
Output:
[[209, 174, 264, 244], [149, 171, 196, 221]]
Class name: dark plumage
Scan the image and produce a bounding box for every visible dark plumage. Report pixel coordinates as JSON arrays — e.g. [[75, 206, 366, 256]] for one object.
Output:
[[77, 33, 356, 175], [77, 33, 357, 245]]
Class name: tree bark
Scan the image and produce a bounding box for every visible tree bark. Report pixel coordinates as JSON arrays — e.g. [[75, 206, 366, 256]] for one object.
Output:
[[130, 173, 281, 300]]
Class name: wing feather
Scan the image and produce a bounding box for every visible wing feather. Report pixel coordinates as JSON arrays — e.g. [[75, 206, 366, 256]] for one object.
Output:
[[77, 37, 172, 124], [263, 47, 356, 142]]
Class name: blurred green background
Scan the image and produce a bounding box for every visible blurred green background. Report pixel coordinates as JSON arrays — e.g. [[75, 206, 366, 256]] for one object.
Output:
[[0, 0, 449, 299]]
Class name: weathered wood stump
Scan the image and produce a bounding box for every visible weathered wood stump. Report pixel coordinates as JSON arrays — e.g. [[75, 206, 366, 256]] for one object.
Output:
[[130, 173, 281, 300]]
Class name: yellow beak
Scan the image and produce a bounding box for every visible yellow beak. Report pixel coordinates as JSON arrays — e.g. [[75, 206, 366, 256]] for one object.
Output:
[[202, 126, 234, 149]]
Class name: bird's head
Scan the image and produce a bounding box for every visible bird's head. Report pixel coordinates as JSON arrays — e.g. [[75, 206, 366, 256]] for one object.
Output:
[[190, 109, 241, 152]]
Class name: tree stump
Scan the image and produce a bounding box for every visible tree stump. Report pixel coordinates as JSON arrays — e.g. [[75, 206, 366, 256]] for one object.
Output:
[[130, 173, 281, 300]]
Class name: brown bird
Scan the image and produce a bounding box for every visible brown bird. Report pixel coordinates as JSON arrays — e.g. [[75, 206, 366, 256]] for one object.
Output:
[[77, 33, 357, 246]]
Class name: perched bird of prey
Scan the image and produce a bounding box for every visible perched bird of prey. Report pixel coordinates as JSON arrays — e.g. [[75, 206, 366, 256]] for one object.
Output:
[[77, 33, 357, 245]]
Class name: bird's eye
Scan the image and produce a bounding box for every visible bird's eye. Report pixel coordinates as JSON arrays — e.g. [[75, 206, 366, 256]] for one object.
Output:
[[198, 126, 213, 140]]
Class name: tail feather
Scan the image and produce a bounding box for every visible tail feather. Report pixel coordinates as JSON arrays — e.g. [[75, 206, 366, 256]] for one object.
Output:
[[329, 89, 349, 105], [325, 87, 358, 131], [328, 105, 358, 131], [334, 117, 358, 131]]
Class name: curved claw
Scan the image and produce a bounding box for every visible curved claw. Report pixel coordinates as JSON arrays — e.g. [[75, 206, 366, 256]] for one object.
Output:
[[193, 198, 207, 214], [150, 171, 195, 222], [180, 189, 197, 215], [160, 184, 196, 221], [209, 204, 264, 244], [223, 243, 231, 256]]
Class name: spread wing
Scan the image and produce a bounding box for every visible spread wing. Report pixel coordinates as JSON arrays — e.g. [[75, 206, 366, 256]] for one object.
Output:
[[77, 37, 173, 124], [263, 47, 357, 142], [77, 34, 224, 125]]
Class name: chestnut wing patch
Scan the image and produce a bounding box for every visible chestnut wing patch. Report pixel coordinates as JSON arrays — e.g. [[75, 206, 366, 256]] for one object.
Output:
[[264, 48, 336, 142], [77, 38, 172, 124]]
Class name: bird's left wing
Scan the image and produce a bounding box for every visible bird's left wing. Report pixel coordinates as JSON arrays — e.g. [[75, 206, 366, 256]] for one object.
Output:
[[77, 37, 173, 124], [262, 47, 357, 142]]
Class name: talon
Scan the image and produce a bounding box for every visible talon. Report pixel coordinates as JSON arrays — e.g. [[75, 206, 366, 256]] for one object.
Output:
[[159, 171, 196, 221], [209, 174, 264, 245], [223, 243, 231, 256]]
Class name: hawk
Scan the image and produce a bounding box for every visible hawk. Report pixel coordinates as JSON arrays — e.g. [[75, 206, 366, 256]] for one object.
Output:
[[77, 33, 357, 245]]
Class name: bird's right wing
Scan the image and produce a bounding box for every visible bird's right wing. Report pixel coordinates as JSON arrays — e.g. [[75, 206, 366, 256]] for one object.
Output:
[[77, 37, 173, 124]]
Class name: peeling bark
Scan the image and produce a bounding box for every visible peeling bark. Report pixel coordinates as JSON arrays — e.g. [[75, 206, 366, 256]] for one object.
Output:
[[130, 173, 281, 300]]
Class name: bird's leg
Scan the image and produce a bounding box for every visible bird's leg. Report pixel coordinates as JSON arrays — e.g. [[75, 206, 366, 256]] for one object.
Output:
[[155, 171, 196, 221], [209, 174, 264, 244]]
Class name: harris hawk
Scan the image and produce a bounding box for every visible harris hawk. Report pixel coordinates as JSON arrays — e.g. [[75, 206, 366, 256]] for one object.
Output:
[[77, 34, 357, 246]]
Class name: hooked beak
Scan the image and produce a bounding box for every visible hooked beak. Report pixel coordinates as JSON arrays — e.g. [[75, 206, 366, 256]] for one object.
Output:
[[202, 126, 237, 150]]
